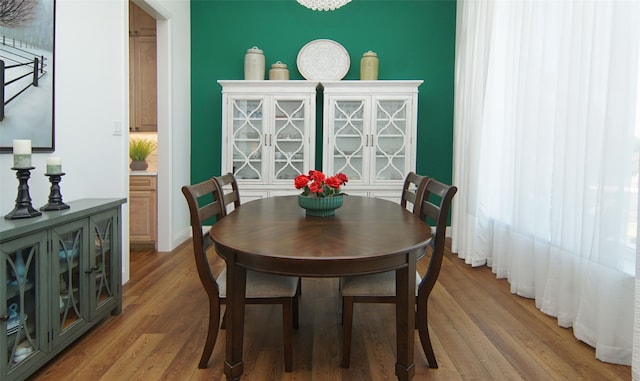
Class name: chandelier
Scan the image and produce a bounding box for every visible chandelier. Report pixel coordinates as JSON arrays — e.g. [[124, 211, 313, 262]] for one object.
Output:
[[297, 0, 351, 11]]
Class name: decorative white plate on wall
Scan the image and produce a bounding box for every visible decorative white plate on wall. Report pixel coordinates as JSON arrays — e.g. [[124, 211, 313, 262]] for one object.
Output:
[[297, 39, 350, 81]]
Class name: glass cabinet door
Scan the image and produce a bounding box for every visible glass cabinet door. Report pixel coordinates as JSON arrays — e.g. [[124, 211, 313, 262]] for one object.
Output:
[[89, 210, 119, 319], [331, 99, 366, 182], [2, 233, 46, 374], [322, 82, 421, 200], [231, 99, 264, 181], [51, 220, 88, 342], [220, 81, 318, 198], [373, 99, 410, 181], [273, 99, 307, 181]]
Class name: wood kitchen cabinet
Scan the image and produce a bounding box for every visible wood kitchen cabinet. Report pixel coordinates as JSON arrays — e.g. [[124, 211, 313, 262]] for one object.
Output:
[[129, 2, 157, 132], [129, 175, 157, 248]]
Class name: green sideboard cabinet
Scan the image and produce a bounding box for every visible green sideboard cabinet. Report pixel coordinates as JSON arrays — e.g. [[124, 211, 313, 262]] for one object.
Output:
[[0, 198, 126, 381]]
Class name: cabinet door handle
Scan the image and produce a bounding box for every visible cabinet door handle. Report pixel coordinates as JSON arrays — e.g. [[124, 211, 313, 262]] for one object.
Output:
[[85, 266, 100, 274]]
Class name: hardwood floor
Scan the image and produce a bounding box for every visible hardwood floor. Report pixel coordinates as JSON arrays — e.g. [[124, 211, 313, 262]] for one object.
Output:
[[29, 240, 630, 380]]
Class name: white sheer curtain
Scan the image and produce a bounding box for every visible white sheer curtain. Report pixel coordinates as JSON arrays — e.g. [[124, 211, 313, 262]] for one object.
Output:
[[452, 0, 640, 365]]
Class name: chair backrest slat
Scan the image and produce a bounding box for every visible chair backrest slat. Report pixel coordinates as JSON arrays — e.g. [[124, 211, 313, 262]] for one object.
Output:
[[200, 201, 221, 223]]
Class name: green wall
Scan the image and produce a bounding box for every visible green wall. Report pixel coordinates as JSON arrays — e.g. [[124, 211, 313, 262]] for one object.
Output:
[[191, 0, 456, 185]]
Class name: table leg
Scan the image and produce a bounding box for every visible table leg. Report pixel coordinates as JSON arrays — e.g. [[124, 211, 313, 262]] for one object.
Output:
[[395, 254, 416, 381], [224, 259, 247, 381]]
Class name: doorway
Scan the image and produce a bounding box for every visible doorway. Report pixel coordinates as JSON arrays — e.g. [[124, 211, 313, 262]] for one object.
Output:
[[129, 1, 158, 250], [126, 0, 182, 262]]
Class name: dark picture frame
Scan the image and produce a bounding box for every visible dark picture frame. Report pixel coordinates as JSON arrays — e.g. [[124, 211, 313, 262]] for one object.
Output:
[[0, 0, 55, 152]]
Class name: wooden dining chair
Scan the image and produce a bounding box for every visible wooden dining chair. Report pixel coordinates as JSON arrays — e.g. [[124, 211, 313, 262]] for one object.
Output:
[[400, 171, 429, 213], [213, 172, 303, 319], [213, 172, 241, 217], [339, 177, 457, 369], [216, 170, 305, 314], [181, 178, 300, 371]]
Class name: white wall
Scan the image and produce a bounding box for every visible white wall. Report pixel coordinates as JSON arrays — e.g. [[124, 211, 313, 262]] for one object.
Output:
[[150, 0, 192, 253], [0, 0, 191, 283]]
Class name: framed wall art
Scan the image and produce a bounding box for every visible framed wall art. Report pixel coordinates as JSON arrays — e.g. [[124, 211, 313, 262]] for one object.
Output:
[[0, 0, 56, 152]]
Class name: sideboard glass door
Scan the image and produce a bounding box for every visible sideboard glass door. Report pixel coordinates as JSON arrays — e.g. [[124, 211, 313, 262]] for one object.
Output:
[[89, 210, 119, 319], [52, 220, 88, 342], [2, 233, 47, 374]]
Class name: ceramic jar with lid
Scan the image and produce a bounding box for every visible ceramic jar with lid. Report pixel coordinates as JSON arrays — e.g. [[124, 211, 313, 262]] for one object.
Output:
[[244, 46, 265, 80], [360, 50, 379, 80], [269, 61, 290, 80]]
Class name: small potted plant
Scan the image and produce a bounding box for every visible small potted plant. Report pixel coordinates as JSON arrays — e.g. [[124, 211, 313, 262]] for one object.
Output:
[[129, 137, 157, 171]]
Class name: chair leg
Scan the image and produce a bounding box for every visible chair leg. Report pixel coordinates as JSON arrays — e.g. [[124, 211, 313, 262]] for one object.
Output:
[[292, 280, 301, 329], [416, 299, 438, 369], [341, 296, 354, 368], [293, 294, 300, 329], [282, 299, 294, 372], [198, 299, 221, 369], [220, 308, 227, 329]]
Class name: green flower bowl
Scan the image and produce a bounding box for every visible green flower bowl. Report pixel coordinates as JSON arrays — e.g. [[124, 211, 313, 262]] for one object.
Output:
[[297, 194, 343, 217]]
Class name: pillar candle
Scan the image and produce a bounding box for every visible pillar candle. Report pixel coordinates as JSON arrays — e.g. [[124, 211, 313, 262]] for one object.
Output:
[[13, 139, 32, 168], [46, 156, 62, 174]]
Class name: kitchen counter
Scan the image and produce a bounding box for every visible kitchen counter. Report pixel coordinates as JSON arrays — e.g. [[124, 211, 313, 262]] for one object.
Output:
[[129, 170, 157, 176]]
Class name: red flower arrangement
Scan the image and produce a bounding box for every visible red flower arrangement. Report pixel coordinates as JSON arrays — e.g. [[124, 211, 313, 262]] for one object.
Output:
[[294, 170, 348, 198]]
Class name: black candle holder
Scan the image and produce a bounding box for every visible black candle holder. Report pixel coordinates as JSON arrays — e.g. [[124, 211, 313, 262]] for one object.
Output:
[[41, 173, 70, 211], [4, 167, 42, 220]]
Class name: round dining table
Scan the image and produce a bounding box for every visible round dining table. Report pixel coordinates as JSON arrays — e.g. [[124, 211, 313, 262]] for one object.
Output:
[[210, 195, 432, 381]]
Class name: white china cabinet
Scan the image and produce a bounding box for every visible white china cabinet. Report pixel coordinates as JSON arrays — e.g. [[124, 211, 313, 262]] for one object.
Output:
[[321, 80, 423, 202], [219, 80, 319, 201]]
